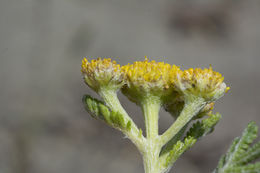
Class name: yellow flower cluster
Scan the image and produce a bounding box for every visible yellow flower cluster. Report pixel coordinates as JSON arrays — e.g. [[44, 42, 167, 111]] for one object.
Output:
[[175, 67, 229, 100], [81, 58, 123, 91], [81, 58, 229, 101], [81, 57, 120, 74], [121, 58, 180, 92]]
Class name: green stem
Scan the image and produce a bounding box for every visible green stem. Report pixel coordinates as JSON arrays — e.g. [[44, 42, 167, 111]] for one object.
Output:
[[98, 88, 146, 152], [142, 97, 160, 139], [160, 97, 206, 147], [141, 96, 161, 173], [143, 147, 161, 173]]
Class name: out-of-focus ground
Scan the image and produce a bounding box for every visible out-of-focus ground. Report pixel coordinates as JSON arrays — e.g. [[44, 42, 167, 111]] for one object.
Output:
[[0, 0, 259, 172]]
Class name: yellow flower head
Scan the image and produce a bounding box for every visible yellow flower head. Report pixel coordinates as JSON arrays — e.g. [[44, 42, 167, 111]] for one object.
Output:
[[175, 66, 229, 101], [81, 58, 124, 91], [121, 58, 181, 102]]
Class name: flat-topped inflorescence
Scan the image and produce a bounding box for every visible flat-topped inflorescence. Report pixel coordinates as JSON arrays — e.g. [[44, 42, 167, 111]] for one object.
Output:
[[81, 58, 124, 92], [81, 57, 236, 173], [81, 57, 230, 105]]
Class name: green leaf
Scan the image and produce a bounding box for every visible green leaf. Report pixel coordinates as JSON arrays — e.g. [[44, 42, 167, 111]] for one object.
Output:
[[164, 137, 196, 168], [160, 124, 188, 156], [231, 122, 258, 163], [82, 94, 130, 130], [111, 111, 125, 128], [91, 98, 100, 117], [99, 103, 112, 124], [83, 95, 96, 118], [224, 163, 260, 173], [237, 141, 260, 165], [213, 122, 260, 173], [224, 137, 240, 165], [187, 113, 221, 139], [126, 121, 132, 131], [138, 128, 143, 138], [160, 113, 221, 172]]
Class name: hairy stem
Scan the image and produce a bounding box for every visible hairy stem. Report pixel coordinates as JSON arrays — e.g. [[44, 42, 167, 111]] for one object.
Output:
[[160, 97, 205, 147], [142, 96, 160, 139], [141, 96, 162, 173], [99, 88, 146, 152]]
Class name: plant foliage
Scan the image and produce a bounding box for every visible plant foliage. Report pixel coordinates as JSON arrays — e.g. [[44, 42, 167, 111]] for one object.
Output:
[[82, 94, 132, 131], [213, 122, 260, 173]]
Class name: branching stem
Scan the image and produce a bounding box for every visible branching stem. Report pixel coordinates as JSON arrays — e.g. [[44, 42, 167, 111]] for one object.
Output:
[[160, 97, 206, 147], [99, 88, 146, 152]]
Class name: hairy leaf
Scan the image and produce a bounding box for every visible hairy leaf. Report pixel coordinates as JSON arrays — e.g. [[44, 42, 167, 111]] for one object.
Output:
[[187, 113, 221, 139], [213, 122, 260, 173], [164, 137, 196, 168], [82, 94, 130, 130]]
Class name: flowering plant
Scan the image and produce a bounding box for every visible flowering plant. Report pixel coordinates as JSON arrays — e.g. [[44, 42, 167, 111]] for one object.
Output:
[[81, 58, 259, 173]]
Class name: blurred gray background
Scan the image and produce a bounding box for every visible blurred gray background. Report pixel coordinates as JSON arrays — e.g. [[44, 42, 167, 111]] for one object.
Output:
[[0, 0, 259, 173]]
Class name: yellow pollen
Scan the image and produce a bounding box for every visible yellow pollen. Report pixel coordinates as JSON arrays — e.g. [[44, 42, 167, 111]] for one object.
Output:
[[225, 87, 230, 93], [121, 58, 180, 89], [81, 57, 123, 91], [179, 67, 224, 88], [81, 57, 120, 75]]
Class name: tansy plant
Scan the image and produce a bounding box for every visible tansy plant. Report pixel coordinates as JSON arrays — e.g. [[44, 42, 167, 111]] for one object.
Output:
[[81, 58, 260, 173]]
